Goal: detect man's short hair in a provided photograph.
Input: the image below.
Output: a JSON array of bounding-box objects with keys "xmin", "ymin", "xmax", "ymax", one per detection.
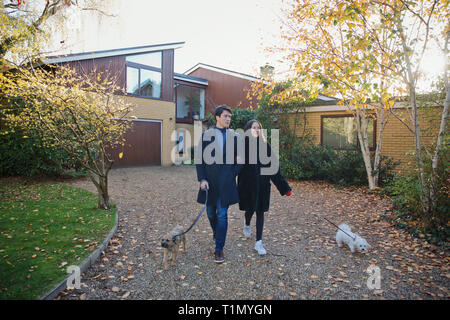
[{"xmin": 214, "ymin": 105, "xmax": 232, "ymax": 118}]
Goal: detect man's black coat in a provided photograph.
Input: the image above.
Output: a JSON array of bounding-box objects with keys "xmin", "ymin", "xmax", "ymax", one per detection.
[{"xmin": 196, "ymin": 127, "xmax": 243, "ymax": 208}]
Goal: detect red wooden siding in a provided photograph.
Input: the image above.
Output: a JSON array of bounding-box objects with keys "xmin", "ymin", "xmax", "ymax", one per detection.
[
  {"xmin": 161, "ymin": 50, "xmax": 175, "ymax": 101},
  {"xmin": 187, "ymin": 67, "xmax": 257, "ymax": 114},
  {"xmin": 64, "ymin": 55, "xmax": 126, "ymax": 92},
  {"xmin": 60, "ymin": 49, "xmax": 175, "ymax": 101}
]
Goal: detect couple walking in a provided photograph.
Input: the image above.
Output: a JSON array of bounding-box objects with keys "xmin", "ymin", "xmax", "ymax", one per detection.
[{"xmin": 196, "ymin": 105, "xmax": 291, "ymax": 264}]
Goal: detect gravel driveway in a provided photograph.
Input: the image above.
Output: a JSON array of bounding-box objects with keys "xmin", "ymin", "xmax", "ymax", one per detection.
[{"xmin": 58, "ymin": 166, "xmax": 449, "ymax": 300}]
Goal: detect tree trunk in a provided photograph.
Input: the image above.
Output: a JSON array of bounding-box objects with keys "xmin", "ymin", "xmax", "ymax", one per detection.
[
  {"xmin": 355, "ymin": 109, "xmax": 376, "ymax": 190},
  {"xmin": 373, "ymin": 106, "xmax": 390, "ymax": 184},
  {"xmin": 97, "ymin": 149, "xmax": 112, "ymax": 210},
  {"xmin": 398, "ymin": 22, "xmax": 429, "ymax": 213},
  {"xmin": 87, "ymin": 170, "xmax": 111, "ymax": 210},
  {"xmin": 429, "ymin": 39, "xmax": 449, "ymax": 209},
  {"xmin": 97, "ymin": 174, "xmax": 110, "ymax": 210}
]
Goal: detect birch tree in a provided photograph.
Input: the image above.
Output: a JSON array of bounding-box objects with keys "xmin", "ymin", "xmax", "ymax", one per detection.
[
  {"xmin": 268, "ymin": 0, "xmax": 399, "ymax": 189},
  {"xmin": 278, "ymin": 0, "xmax": 448, "ymax": 210},
  {"xmin": 371, "ymin": 0, "xmax": 448, "ymax": 214}
]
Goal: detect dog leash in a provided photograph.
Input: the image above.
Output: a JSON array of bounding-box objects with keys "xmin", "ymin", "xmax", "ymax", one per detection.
[
  {"xmin": 322, "ymin": 217, "xmax": 356, "ymax": 241},
  {"xmin": 172, "ymin": 188, "xmax": 208, "ymax": 241}
]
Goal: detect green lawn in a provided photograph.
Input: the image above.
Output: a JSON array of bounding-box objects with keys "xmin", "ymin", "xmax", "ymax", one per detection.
[{"xmin": 0, "ymin": 180, "xmax": 116, "ymax": 299}]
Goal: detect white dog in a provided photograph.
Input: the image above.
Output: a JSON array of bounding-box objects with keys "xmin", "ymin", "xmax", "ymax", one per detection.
[{"xmin": 336, "ymin": 223, "xmax": 370, "ymax": 253}]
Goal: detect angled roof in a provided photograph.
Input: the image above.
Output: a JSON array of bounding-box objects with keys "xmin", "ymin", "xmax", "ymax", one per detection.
[
  {"xmin": 317, "ymin": 93, "xmax": 339, "ymax": 102},
  {"xmin": 43, "ymin": 42, "xmax": 185, "ymax": 64},
  {"xmin": 184, "ymin": 63, "xmax": 260, "ymax": 82},
  {"xmin": 174, "ymin": 72, "xmax": 208, "ymax": 86}
]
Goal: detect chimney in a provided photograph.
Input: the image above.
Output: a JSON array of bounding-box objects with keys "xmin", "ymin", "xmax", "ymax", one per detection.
[{"xmin": 260, "ymin": 64, "xmax": 274, "ymax": 80}]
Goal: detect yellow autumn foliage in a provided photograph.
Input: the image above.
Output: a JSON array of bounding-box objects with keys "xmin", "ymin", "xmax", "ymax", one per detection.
[{"xmin": 1, "ymin": 65, "xmax": 134, "ymax": 208}]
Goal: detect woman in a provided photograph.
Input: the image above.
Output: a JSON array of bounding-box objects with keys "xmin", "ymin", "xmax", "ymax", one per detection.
[{"xmin": 237, "ymin": 119, "xmax": 292, "ymax": 255}]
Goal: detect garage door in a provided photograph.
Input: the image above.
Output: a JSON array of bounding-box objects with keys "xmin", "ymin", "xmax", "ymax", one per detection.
[{"xmin": 108, "ymin": 119, "xmax": 161, "ymax": 168}]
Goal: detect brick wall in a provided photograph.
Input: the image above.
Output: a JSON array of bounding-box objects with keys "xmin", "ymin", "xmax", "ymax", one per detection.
[{"xmin": 287, "ymin": 105, "xmax": 442, "ymax": 173}]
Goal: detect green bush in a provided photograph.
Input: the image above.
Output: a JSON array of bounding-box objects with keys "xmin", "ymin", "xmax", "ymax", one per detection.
[
  {"xmin": 204, "ymin": 108, "xmax": 258, "ymax": 130},
  {"xmin": 280, "ymin": 137, "xmax": 398, "ymax": 187},
  {"xmin": 384, "ymin": 171, "xmax": 449, "ymax": 244},
  {"xmin": 230, "ymin": 108, "xmax": 258, "ymax": 130},
  {"xmin": 1, "ymin": 129, "xmax": 63, "ymax": 177},
  {"xmin": 383, "ymin": 145, "xmax": 449, "ymax": 244},
  {"xmin": 0, "ymin": 97, "xmax": 86, "ymax": 177}
]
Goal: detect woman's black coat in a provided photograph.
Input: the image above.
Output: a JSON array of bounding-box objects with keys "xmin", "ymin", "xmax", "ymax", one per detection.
[{"xmin": 238, "ymin": 136, "xmax": 291, "ymax": 213}]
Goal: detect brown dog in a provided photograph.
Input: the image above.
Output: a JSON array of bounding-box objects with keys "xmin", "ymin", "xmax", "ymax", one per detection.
[{"xmin": 161, "ymin": 225, "xmax": 186, "ymax": 270}]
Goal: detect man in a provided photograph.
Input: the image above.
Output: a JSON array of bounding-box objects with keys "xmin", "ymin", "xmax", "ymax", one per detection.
[{"xmin": 196, "ymin": 105, "xmax": 243, "ymax": 263}]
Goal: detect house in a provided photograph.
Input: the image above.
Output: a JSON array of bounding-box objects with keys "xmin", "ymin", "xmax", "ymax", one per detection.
[
  {"xmin": 173, "ymin": 63, "xmax": 260, "ymax": 160},
  {"xmin": 185, "ymin": 63, "xmax": 259, "ymax": 114},
  {"xmin": 44, "ymin": 42, "xmax": 193, "ymax": 168},
  {"xmin": 44, "ymin": 43, "xmax": 261, "ymax": 168},
  {"xmin": 286, "ymin": 100, "xmax": 442, "ymax": 172}
]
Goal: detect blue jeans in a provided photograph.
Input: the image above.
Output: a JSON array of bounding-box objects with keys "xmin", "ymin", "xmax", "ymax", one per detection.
[{"xmin": 206, "ymin": 197, "xmax": 228, "ymax": 252}]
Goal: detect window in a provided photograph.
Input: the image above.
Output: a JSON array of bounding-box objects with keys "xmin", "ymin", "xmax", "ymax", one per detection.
[
  {"xmin": 175, "ymin": 84, "xmax": 205, "ymax": 123},
  {"xmin": 321, "ymin": 115, "xmax": 375, "ymax": 150},
  {"xmin": 126, "ymin": 67, "xmax": 139, "ymax": 95},
  {"xmin": 126, "ymin": 51, "xmax": 162, "ymax": 68},
  {"xmin": 126, "ymin": 51, "xmax": 162, "ymax": 99}
]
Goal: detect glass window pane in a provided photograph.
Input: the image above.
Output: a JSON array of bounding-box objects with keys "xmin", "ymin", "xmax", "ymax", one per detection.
[
  {"xmin": 191, "ymin": 87, "xmax": 205, "ymax": 120},
  {"xmin": 140, "ymin": 69, "xmax": 161, "ymax": 98},
  {"xmin": 200, "ymin": 89, "xmax": 205, "ymax": 119},
  {"xmin": 126, "ymin": 67, "xmax": 139, "ymax": 95},
  {"xmin": 126, "ymin": 51, "xmax": 162, "ymax": 69},
  {"xmin": 367, "ymin": 119, "xmax": 374, "ymax": 148},
  {"xmin": 176, "ymin": 85, "xmax": 191, "ymax": 120},
  {"xmin": 323, "ymin": 117, "xmax": 357, "ymax": 149},
  {"xmin": 322, "ymin": 116, "xmax": 374, "ymax": 149}
]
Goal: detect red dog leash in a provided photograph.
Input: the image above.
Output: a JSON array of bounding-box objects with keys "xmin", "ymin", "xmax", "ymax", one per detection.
[{"xmin": 322, "ymin": 217, "xmax": 356, "ymax": 241}]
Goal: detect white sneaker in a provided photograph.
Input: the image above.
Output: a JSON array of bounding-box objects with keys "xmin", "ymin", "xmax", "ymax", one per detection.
[
  {"xmin": 243, "ymin": 225, "xmax": 251, "ymax": 238},
  {"xmin": 254, "ymin": 240, "xmax": 267, "ymax": 255}
]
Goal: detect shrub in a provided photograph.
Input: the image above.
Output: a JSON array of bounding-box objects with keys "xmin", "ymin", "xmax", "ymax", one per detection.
[
  {"xmin": 384, "ymin": 171, "xmax": 449, "ymax": 245},
  {"xmin": 280, "ymin": 137, "xmax": 398, "ymax": 187},
  {"xmin": 204, "ymin": 108, "xmax": 258, "ymax": 130},
  {"xmin": 0, "ymin": 97, "xmax": 85, "ymax": 177},
  {"xmin": 383, "ymin": 144, "xmax": 449, "ymax": 245},
  {"xmin": 0, "ymin": 127, "xmax": 82, "ymax": 177}
]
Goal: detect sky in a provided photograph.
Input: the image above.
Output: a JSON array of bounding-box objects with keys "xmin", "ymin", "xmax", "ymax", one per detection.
[
  {"xmin": 54, "ymin": 0, "xmax": 445, "ymax": 90},
  {"xmin": 59, "ymin": 0, "xmax": 287, "ymax": 77}
]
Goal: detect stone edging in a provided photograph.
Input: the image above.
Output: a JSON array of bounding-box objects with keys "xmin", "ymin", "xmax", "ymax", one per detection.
[{"xmin": 40, "ymin": 210, "xmax": 119, "ymax": 300}]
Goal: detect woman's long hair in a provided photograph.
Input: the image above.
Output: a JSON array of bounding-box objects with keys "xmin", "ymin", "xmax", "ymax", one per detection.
[{"xmin": 244, "ymin": 119, "xmax": 267, "ymax": 142}]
